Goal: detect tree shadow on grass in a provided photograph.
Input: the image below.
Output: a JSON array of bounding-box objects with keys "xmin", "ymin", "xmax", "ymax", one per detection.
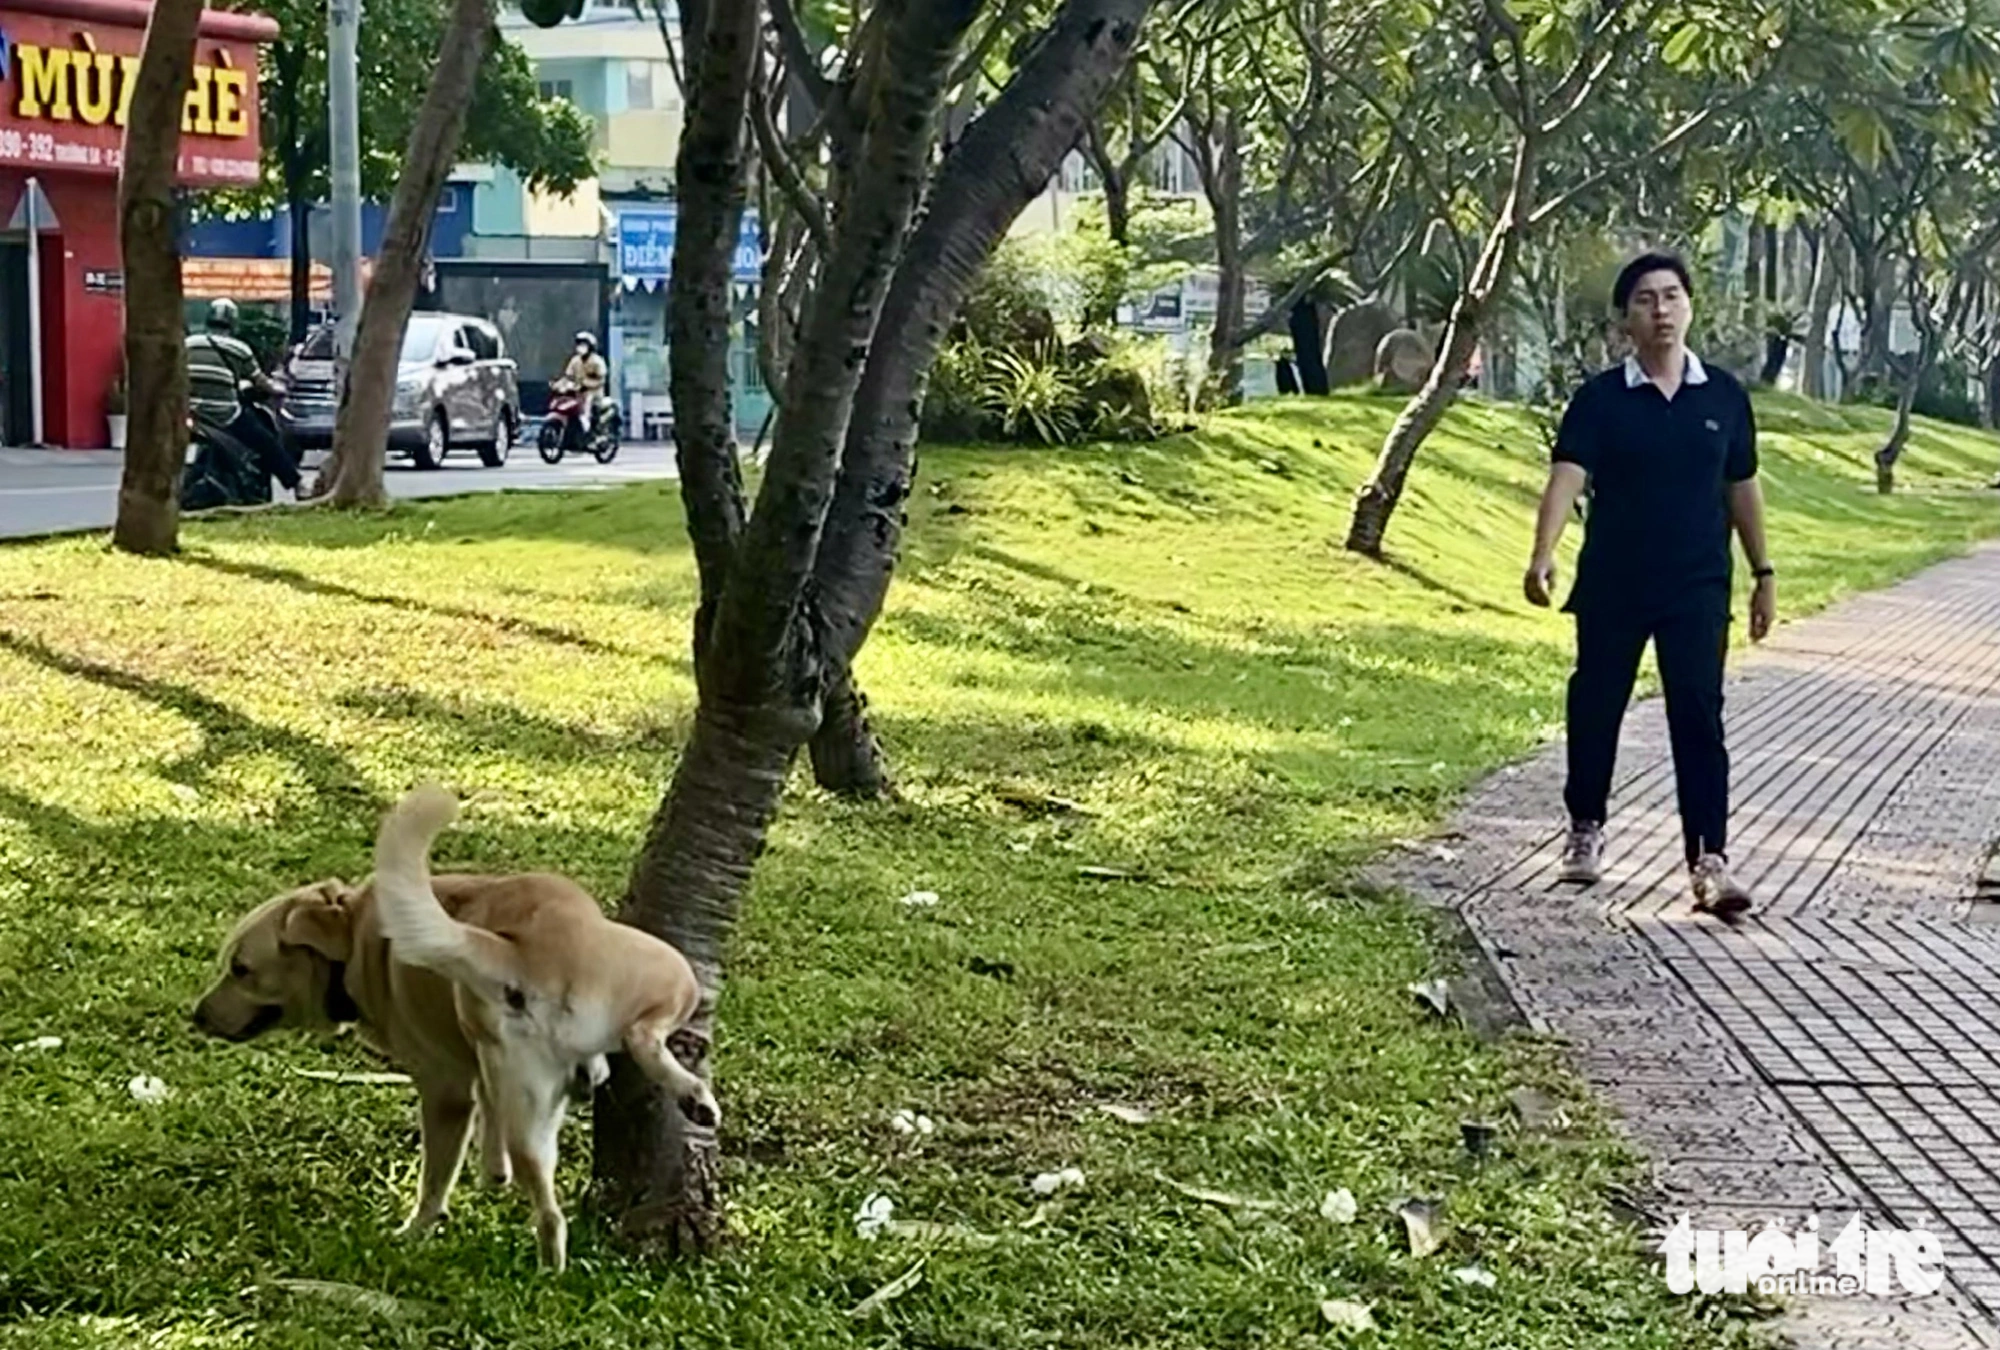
[
  {"xmin": 332, "ymin": 686, "xmax": 685, "ymax": 765},
  {"xmin": 178, "ymin": 553, "xmax": 646, "ymax": 662},
  {"xmin": 0, "ymin": 629, "xmax": 376, "ymax": 810}
]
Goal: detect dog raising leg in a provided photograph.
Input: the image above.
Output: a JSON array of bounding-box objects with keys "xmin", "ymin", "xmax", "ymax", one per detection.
[{"xmin": 624, "ymin": 1019, "xmax": 720, "ymax": 1129}]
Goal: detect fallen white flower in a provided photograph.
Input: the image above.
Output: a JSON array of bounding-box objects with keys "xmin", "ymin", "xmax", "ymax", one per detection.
[
  {"xmin": 127, "ymin": 1075, "xmax": 171, "ymax": 1105},
  {"xmin": 1319, "ymin": 1298, "xmax": 1377, "ymax": 1331},
  {"xmin": 1030, "ymin": 1166, "xmax": 1086, "ymax": 1196},
  {"xmin": 1319, "ymin": 1188, "xmax": 1358, "ymax": 1224},
  {"xmin": 854, "ymin": 1193, "xmax": 895, "ymax": 1240},
  {"xmin": 11, "ymin": 1036, "xmax": 62, "ymax": 1052},
  {"xmin": 889, "ymin": 1109, "xmax": 935, "ymax": 1136},
  {"xmin": 897, "ymin": 890, "xmax": 941, "ymax": 909}
]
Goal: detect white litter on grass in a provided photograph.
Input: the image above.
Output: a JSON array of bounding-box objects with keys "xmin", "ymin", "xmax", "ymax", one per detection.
[
  {"xmin": 1030, "ymin": 1167, "xmax": 1086, "ymax": 1196},
  {"xmin": 889, "ymin": 1109, "xmax": 936, "ymax": 1136},
  {"xmin": 1319, "ymin": 1188, "xmax": 1358, "ymax": 1224},
  {"xmin": 1319, "ymin": 1298, "xmax": 1377, "ymax": 1331},
  {"xmin": 1453, "ymin": 1265, "xmax": 1497, "ymax": 1288},
  {"xmin": 854, "ymin": 1193, "xmax": 895, "ymax": 1240},
  {"xmin": 1097, "ymin": 1103, "xmax": 1153, "ymax": 1125},
  {"xmin": 127, "ymin": 1075, "xmax": 171, "ymax": 1105},
  {"xmin": 11, "ymin": 1036, "xmax": 62, "ymax": 1052},
  {"xmin": 897, "ymin": 890, "xmax": 941, "ymax": 909}
]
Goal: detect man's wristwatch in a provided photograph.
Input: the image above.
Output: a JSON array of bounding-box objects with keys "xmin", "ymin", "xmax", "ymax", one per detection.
[{"xmin": 1752, "ymin": 565, "xmax": 1776, "ymax": 582}]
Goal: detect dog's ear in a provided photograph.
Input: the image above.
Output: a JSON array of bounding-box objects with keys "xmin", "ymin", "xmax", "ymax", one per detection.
[{"xmin": 280, "ymin": 890, "xmax": 354, "ymax": 962}]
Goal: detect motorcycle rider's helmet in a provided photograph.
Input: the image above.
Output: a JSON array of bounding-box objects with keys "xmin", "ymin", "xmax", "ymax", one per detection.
[
  {"xmin": 206, "ymin": 298, "xmax": 240, "ymax": 333},
  {"xmin": 574, "ymin": 330, "xmax": 597, "ymax": 352}
]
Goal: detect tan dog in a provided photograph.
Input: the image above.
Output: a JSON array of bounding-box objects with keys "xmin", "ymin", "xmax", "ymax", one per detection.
[
  {"xmin": 194, "ymin": 786, "xmax": 713, "ymax": 1271},
  {"xmin": 368, "ymin": 782, "xmax": 716, "ymax": 1269}
]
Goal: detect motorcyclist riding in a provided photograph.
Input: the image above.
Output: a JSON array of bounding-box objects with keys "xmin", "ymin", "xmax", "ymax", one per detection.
[
  {"xmin": 560, "ymin": 330, "xmax": 608, "ymax": 435},
  {"xmin": 181, "ymin": 298, "xmax": 306, "ymax": 510}
]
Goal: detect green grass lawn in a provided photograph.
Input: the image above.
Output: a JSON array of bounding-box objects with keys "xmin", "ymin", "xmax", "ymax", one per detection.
[{"xmin": 0, "ymin": 391, "xmax": 1995, "ymax": 1349}]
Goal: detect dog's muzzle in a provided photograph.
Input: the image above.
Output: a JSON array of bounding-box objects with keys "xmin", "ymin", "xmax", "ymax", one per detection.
[{"xmin": 193, "ymin": 1000, "xmax": 283, "ymax": 1042}]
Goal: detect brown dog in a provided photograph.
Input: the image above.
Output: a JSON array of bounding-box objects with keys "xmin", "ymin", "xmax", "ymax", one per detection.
[{"xmin": 194, "ymin": 786, "xmax": 712, "ymax": 1271}]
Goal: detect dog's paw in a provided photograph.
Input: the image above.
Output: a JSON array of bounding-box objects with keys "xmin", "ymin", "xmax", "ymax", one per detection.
[
  {"xmin": 395, "ymin": 1209, "xmax": 447, "ymax": 1240},
  {"xmin": 678, "ymin": 1087, "xmax": 721, "ymax": 1131}
]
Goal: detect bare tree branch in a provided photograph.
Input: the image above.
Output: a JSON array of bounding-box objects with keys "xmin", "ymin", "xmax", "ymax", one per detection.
[
  {"xmin": 643, "ymin": 0, "xmax": 686, "ymax": 102},
  {"xmin": 1527, "ymin": 102, "xmax": 1724, "ymax": 226},
  {"xmin": 767, "ymin": 0, "xmax": 832, "ymax": 112},
  {"xmin": 750, "ymin": 46, "xmax": 834, "ymax": 255}
]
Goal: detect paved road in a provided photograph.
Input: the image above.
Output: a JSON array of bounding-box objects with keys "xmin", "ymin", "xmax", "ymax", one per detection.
[
  {"xmin": 1385, "ymin": 545, "xmax": 2000, "ymax": 1349},
  {"xmin": 0, "ymin": 442, "xmax": 678, "ymax": 540}
]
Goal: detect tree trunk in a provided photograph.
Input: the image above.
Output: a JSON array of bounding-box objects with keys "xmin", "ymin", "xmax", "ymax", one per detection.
[
  {"xmin": 319, "ymin": 0, "xmax": 494, "ymax": 507},
  {"xmin": 1876, "ymin": 331, "xmax": 1932, "ymax": 494},
  {"xmin": 112, "ymin": 0, "xmax": 204, "ymax": 555},
  {"xmin": 604, "ymin": 0, "xmax": 984, "ymax": 1253},
  {"xmin": 1801, "ymin": 224, "xmax": 1842, "ymax": 400},
  {"xmin": 1082, "ymin": 125, "xmax": 1131, "ymax": 246},
  {"xmin": 273, "ymin": 42, "xmax": 311, "ymax": 346},
  {"xmin": 1875, "ymin": 362, "xmax": 1922, "ymax": 494},
  {"xmin": 807, "ymin": 0, "xmax": 1151, "ymax": 798},
  {"xmin": 598, "ymin": 700, "xmax": 802, "ymax": 1252},
  {"xmin": 1346, "ymin": 141, "xmax": 1534, "ymax": 556},
  {"xmin": 1288, "ymin": 298, "xmax": 1329, "ymax": 395},
  {"xmin": 1203, "ymin": 111, "xmax": 1245, "ymax": 408},
  {"xmin": 809, "ymin": 672, "xmax": 892, "ymax": 798},
  {"xmin": 288, "ymin": 189, "xmax": 313, "ymax": 346},
  {"xmin": 1345, "ymin": 306, "xmax": 1486, "ymax": 555},
  {"xmin": 1857, "ymin": 252, "xmax": 1894, "ymax": 387},
  {"xmin": 1760, "ymin": 335, "xmax": 1790, "ymax": 388},
  {"xmin": 591, "ymin": 0, "xmax": 758, "ymax": 1253}
]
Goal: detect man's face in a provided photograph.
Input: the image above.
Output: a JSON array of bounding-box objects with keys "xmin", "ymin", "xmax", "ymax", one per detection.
[{"xmin": 1623, "ymin": 269, "xmax": 1692, "ymax": 349}]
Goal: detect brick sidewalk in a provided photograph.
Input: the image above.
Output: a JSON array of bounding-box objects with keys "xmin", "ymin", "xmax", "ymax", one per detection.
[{"xmin": 1386, "ymin": 544, "xmax": 2000, "ymax": 1349}]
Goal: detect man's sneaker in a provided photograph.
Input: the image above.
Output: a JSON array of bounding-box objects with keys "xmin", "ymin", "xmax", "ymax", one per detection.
[
  {"xmin": 1558, "ymin": 821, "xmax": 1605, "ymax": 885},
  {"xmin": 1691, "ymin": 854, "xmax": 1753, "ymax": 920}
]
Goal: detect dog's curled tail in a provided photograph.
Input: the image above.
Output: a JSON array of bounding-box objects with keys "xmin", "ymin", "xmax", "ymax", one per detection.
[{"xmin": 373, "ymin": 784, "xmax": 512, "ymax": 991}]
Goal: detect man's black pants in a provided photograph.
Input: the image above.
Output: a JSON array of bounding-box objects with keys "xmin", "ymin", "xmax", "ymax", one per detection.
[{"xmin": 1563, "ymin": 604, "xmax": 1730, "ymax": 867}]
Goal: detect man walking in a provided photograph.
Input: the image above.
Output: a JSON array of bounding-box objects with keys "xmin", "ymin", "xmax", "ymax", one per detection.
[{"xmin": 1524, "ymin": 252, "xmax": 1776, "ymax": 918}]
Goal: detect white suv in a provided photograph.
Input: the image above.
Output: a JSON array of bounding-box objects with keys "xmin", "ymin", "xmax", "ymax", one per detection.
[{"xmin": 282, "ymin": 313, "xmax": 521, "ymax": 470}]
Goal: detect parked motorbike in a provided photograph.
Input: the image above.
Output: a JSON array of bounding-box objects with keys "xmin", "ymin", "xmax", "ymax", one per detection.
[
  {"xmin": 538, "ymin": 378, "xmax": 622, "ymax": 465},
  {"xmin": 180, "ymin": 378, "xmax": 306, "ymax": 511}
]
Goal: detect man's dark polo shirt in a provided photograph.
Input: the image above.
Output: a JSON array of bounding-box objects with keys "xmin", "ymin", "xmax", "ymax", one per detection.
[{"xmin": 1553, "ymin": 352, "xmax": 1758, "ymax": 617}]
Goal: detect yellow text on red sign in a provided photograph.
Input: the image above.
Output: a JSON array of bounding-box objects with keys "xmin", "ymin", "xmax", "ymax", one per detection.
[{"xmin": 13, "ymin": 38, "xmax": 250, "ymax": 137}]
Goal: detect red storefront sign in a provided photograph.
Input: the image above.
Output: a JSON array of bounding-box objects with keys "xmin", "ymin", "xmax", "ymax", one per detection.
[{"xmin": 0, "ymin": 0, "xmax": 267, "ymax": 186}]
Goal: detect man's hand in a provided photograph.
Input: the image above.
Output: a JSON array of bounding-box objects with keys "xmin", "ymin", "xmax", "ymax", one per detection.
[
  {"xmin": 1524, "ymin": 555, "xmax": 1557, "ymax": 608},
  {"xmin": 1749, "ymin": 575, "xmax": 1776, "ymax": 643}
]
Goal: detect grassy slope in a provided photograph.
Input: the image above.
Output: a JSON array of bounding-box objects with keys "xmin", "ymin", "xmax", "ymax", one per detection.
[{"xmin": 0, "ymin": 392, "xmax": 1994, "ymax": 1349}]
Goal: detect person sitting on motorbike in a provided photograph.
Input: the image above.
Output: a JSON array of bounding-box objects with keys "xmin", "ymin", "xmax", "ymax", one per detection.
[
  {"xmin": 181, "ymin": 298, "xmax": 305, "ymax": 507},
  {"xmin": 560, "ymin": 330, "xmax": 609, "ymax": 435}
]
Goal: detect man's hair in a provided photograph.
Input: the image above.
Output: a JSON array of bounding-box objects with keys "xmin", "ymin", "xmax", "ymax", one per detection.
[{"xmin": 1612, "ymin": 252, "xmax": 1693, "ymax": 312}]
